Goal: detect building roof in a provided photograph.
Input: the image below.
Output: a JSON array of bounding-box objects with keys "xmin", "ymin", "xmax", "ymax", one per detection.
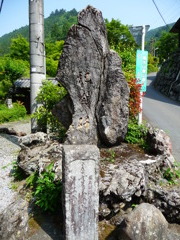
[
  {"xmin": 170, "ymin": 18, "xmax": 180, "ymax": 33},
  {"xmin": 15, "ymin": 79, "xmax": 30, "ymax": 88},
  {"xmin": 14, "ymin": 78, "xmax": 58, "ymax": 89}
]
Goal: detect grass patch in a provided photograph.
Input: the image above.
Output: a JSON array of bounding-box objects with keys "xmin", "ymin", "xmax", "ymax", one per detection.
[{"xmin": 0, "ymin": 102, "xmax": 27, "ymax": 124}]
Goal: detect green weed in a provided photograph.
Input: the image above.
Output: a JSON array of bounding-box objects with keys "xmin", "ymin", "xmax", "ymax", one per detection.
[
  {"xmin": 26, "ymin": 163, "xmax": 62, "ymax": 212},
  {"xmin": 11, "ymin": 160, "xmax": 26, "ymax": 181},
  {"xmin": 105, "ymin": 149, "xmax": 116, "ymax": 163},
  {"xmin": 125, "ymin": 119, "xmax": 148, "ymax": 149},
  {"xmin": 163, "ymin": 162, "xmax": 180, "ymax": 185}
]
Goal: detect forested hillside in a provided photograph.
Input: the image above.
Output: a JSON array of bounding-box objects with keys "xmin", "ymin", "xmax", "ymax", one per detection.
[
  {"xmin": 0, "ymin": 7, "xmax": 175, "ymax": 56},
  {"xmin": 0, "ymin": 7, "xmax": 178, "ymax": 102},
  {"xmin": 146, "ymin": 23, "xmax": 174, "ymax": 42},
  {"xmin": 0, "ymin": 8, "xmax": 78, "ymax": 56},
  {"xmin": 145, "ymin": 22, "xmax": 174, "ymax": 52}
]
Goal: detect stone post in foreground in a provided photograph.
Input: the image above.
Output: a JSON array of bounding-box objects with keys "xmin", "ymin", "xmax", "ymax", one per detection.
[{"xmin": 62, "ymin": 145, "xmax": 99, "ymax": 240}]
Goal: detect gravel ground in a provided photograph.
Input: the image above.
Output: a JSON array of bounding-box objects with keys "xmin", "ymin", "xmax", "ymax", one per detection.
[{"xmin": 0, "ymin": 119, "xmax": 31, "ymax": 213}]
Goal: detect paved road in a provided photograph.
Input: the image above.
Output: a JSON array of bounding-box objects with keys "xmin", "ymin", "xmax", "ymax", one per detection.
[{"xmin": 143, "ymin": 73, "xmax": 180, "ymax": 162}]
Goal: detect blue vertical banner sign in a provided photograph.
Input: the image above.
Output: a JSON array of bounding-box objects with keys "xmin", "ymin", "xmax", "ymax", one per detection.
[{"xmin": 136, "ymin": 50, "xmax": 148, "ymax": 92}]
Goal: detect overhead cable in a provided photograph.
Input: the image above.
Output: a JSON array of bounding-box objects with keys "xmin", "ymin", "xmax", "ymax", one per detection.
[
  {"xmin": 0, "ymin": 0, "xmax": 4, "ymax": 13},
  {"xmin": 152, "ymin": 0, "xmax": 170, "ymax": 30}
]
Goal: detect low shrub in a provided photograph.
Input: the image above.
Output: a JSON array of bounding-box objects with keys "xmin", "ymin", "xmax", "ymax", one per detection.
[
  {"xmin": 125, "ymin": 119, "xmax": 148, "ymax": 149},
  {"xmin": 26, "ymin": 163, "xmax": 62, "ymax": 212},
  {"xmin": 0, "ymin": 102, "xmax": 27, "ymax": 123},
  {"xmin": 12, "ymin": 161, "xmax": 61, "ymax": 212},
  {"xmin": 128, "ymin": 78, "xmax": 142, "ymax": 118},
  {"xmin": 32, "ymin": 80, "xmax": 67, "ymax": 136}
]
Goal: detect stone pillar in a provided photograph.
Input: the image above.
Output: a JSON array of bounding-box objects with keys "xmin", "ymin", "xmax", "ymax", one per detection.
[{"xmin": 62, "ymin": 145, "xmax": 99, "ymax": 240}]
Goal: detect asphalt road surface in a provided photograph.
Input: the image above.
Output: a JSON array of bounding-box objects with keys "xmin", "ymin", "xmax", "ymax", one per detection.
[{"xmin": 143, "ymin": 73, "xmax": 180, "ymax": 162}]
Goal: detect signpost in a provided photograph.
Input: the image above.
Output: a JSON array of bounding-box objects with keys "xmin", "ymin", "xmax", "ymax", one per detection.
[
  {"xmin": 136, "ymin": 50, "xmax": 148, "ymax": 93},
  {"xmin": 130, "ymin": 25, "xmax": 149, "ymax": 125}
]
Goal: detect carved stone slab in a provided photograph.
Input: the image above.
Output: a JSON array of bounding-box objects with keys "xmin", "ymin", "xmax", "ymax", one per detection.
[{"xmin": 62, "ymin": 145, "xmax": 99, "ymax": 240}]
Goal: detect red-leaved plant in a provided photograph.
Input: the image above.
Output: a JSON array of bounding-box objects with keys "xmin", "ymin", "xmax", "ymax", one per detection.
[{"xmin": 128, "ymin": 78, "xmax": 142, "ymax": 118}]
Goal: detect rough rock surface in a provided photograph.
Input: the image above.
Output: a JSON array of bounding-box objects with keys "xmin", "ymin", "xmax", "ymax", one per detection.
[
  {"xmin": 99, "ymin": 140, "xmax": 180, "ymax": 224},
  {"xmin": 154, "ymin": 50, "xmax": 180, "ymax": 102},
  {"xmin": 100, "ymin": 160, "xmax": 146, "ymax": 202},
  {"xmin": 147, "ymin": 125, "xmax": 174, "ymax": 158},
  {"xmin": 146, "ymin": 185, "xmax": 180, "ymax": 224},
  {"xmin": 54, "ymin": 5, "xmax": 129, "ymax": 146},
  {"xmin": 17, "ymin": 132, "xmax": 180, "ymax": 225},
  {"xmin": 1, "ymin": 120, "xmax": 180, "ymax": 239},
  {"xmin": 116, "ymin": 203, "xmax": 169, "ymax": 240},
  {"xmin": 18, "ymin": 133, "xmax": 62, "ymax": 178},
  {"xmin": 0, "ymin": 197, "xmax": 29, "ymax": 240}
]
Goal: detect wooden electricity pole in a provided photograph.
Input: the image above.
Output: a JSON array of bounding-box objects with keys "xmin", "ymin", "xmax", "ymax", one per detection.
[{"xmin": 29, "ymin": 0, "xmax": 46, "ymax": 132}]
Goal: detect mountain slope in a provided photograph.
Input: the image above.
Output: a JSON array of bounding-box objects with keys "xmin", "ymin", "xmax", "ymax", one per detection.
[
  {"xmin": 0, "ymin": 8, "xmax": 78, "ymax": 56},
  {"xmin": 0, "ymin": 8, "xmax": 175, "ymax": 56},
  {"xmin": 146, "ymin": 22, "xmax": 174, "ymax": 42}
]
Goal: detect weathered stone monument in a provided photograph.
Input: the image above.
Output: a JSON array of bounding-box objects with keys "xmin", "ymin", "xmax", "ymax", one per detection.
[
  {"xmin": 54, "ymin": 5, "xmax": 129, "ymax": 147},
  {"xmin": 54, "ymin": 5, "xmax": 130, "ymax": 240}
]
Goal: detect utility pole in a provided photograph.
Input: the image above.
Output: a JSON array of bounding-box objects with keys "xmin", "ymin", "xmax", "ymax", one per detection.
[{"xmin": 29, "ymin": 0, "xmax": 46, "ymax": 133}]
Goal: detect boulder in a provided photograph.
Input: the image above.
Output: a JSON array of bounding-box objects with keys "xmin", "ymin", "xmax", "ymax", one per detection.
[
  {"xmin": 0, "ymin": 127, "xmax": 26, "ymax": 136},
  {"xmin": 18, "ymin": 134, "xmax": 62, "ymax": 178},
  {"xmin": 117, "ymin": 203, "xmax": 168, "ymax": 240},
  {"xmin": 0, "ymin": 198, "xmax": 29, "ymax": 240},
  {"xmin": 55, "ymin": 5, "xmax": 129, "ymax": 146},
  {"xmin": 100, "ymin": 160, "xmax": 146, "ymax": 202},
  {"xmin": 19, "ymin": 132, "xmax": 48, "ymax": 148},
  {"xmin": 146, "ymin": 185, "xmax": 180, "ymax": 224},
  {"xmin": 99, "ymin": 153, "xmax": 180, "ymax": 223},
  {"xmin": 147, "ymin": 126, "xmax": 174, "ymax": 157}
]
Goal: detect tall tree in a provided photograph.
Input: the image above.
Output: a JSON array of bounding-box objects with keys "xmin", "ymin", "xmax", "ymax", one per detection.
[
  {"xmin": 105, "ymin": 19, "xmax": 136, "ymax": 51},
  {"xmin": 155, "ymin": 32, "xmax": 178, "ymax": 63},
  {"xmin": 105, "ymin": 19, "xmax": 137, "ymax": 80},
  {"xmin": 10, "ymin": 35, "xmax": 29, "ymax": 61}
]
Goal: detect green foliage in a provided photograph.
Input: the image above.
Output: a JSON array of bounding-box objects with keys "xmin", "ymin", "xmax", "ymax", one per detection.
[
  {"xmin": 125, "ymin": 119, "xmax": 148, "ymax": 148},
  {"xmin": 0, "ymin": 9, "xmax": 77, "ymax": 56},
  {"xmin": 0, "ymin": 102, "xmax": 27, "ymax": 123},
  {"xmin": 11, "ymin": 160, "xmax": 26, "ymax": 181},
  {"xmin": 26, "ymin": 163, "xmax": 62, "ymax": 212},
  {"xmin": 0, "ymin": 56, "xmax": 29, "ymax": 100},
  {"xmin": 12, "ymin": 161, "xmax": 61, "ymax": 212},
  {"xmin": 46, "ymin": 58, "xmax": 58, "ymax": 77},
  {"xmin": 105, "ymin": 19, "xmax": 137, "ymax": 80},
  {"xmin": 105, "ymin": 149, "xmax": 116, "ymax": 163},
  {"xmin": 145, "ymin": 23, "xmax": 174, "ymax": 44},
  {"xmin": 45, "ymin": 40, "xmax": 64, "ymax": 76},
  {"xmin": 105, "ymin": 19, "xmax": 136, "ymax": 50},
  {"xmin": 10, "ymin": 35, "xmax": 30, "ymax": 61},
  {"xmin": 155, "ymin": 32, "xmax": 178, "ymax": 64},
  {"xmin": 26, "ymin": 172, "xmax": 38, "ymax": 188},
  {"xmin": 46, "ymin": 9, "xmax": 78, "ymax": 42},
  {"xmin": 33, "ymin": 80, "xmax": 67, "ymax": 134},
  {"xmin": 148, "ymin": 53, "xmax": 159, "ymax": 73},
  {"xmin": 163, "ymin": 162, "xmax": 180, "ymax": 185}
]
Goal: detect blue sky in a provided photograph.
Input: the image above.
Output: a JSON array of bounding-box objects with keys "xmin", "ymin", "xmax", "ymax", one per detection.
[{"xmin": 0, "ymin": 0, "xmax": 179, "ymax": 37}]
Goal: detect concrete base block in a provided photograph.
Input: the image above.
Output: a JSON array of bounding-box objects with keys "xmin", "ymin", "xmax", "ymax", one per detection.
[{"xmin": 62, "ymin": 145, "xmax": 99, "ymax": 240}]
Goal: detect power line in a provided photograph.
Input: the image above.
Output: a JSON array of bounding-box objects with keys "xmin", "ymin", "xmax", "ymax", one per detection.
[
  {"xmin": 152, "ymin": 0, "xmax": 170, "ymax": 30},
  {"xmin": 0, "ymin": 0, "xmax": 4, "ymax": 13}
]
